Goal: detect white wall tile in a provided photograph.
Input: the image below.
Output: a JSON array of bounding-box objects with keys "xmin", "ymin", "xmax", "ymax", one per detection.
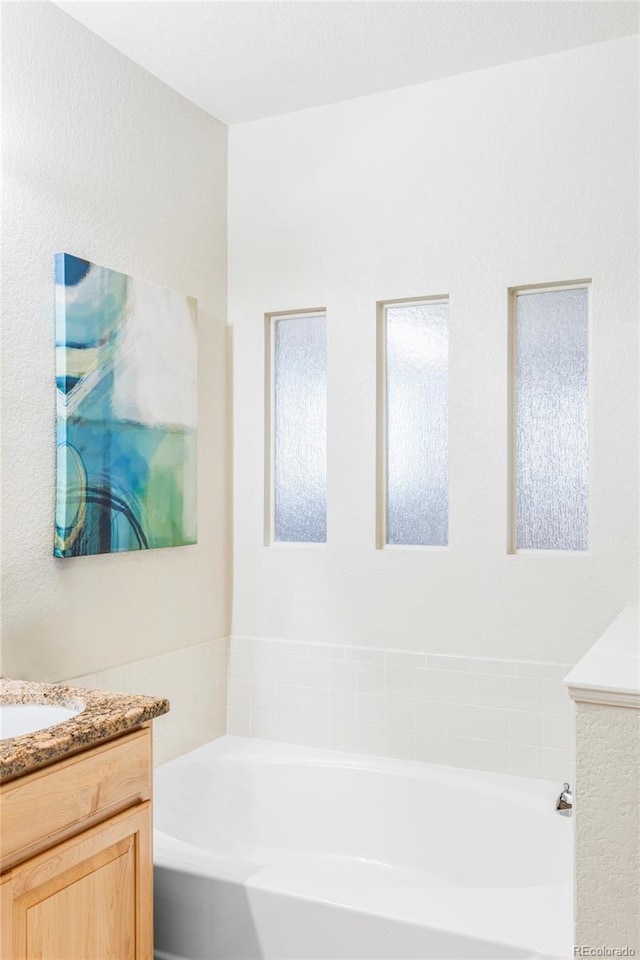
[
  {"xmin": 330, "ymin": 720, "xmax": 360, "ymax": 752},
  {"xmin": 415, "ymin": 699, "xmax": 445, "ymax": 734},
  {"xmin": 414, "ymin": 669, "xmax": 446, "ymax": 700},
  {"xmin": 304, "ymin": 716, "xmax": 332, "ymax": 748},
  {"xmin": 470, "ymin": 658, "xmax": 518, "ymax": 676},
  {"xmin": 277, "ymin": 712, "xmax": 307, "ymax": 744},
  {"xmin": 356, "ymin": 723, "xmax": 387, "ymax": 755},
  {"xmin": 542, "ymin": 746, "xmax": 572, "ymax": 782},
  {"xmin": 329, "ymin": 689, "xmax": 358, "ymax": 722},
  {"xmin": 228, "ymin": 677, "xmax": 252, "ymax": 709},
  {"xmin": 252, "ymin": 710, "xmax": 279, "ymax": 740},
  {"xmin": 476, "ymin": 674, "xmax": 510, "ymax": 708},
  {"xmin": 385, "ymin": 728, "xmax": 415, "ymax": 760},
  {"xmin": 228, "ymin": 707, "xmax": 251, "ymax": 736},
  {"xmin": 212, "ymin": 681, "xmax": 227, "ymax": 734},
  {"xmin": 446, "ymin": 736, "xmax": 477, "ymax": 769},
  {"xmin": 509, "ymin": 677, "xmax": 542, "ymax": 712},
  {"xmin": 385, "ymin": 665, "xmax": 415, "ymax": 697},
  {"xmin": 516, "ymin": 662, "xmax": 549, "ymax": 678},
  {"xmin": 269, "ymin": 639, "xmax": 308, "ymax": 657},
  {"xmin": 277, "ymin": 684, "xmax": 305, "ymax": 715},
  {"xmin": 253, "ymin": 681, "xmax": 280, "ymax": 712},
  {"xmin": 279, "ymin": 656, "xmax": 306, "ymax": 686},
  {"xmin": 308, "ymin": 643, "xmax": 345, "ymax": 659},
  {"xmin": 509, "ymin": 709, "xmax": 543, "ymax": 746},
  {"xmin": 542, "ymin": 679, "xmax": 572, "ymax": 713},
  {"xmin": 445, "ymin": 672, "xmax": 477, "ymax": 704},
  {"xmin": 543, "ymin": 712, "xmax": 573, "ymax": 748},
  {"xmin": 303, "ymin": 658, "xmax": 329, "ymax": 687},
  {"xmin": 546, "ymin": 664, "xmax": 569, "ymax": 680},
  {"xmin": 385, "ymin": 651, "xmax": 427, "ymax": 668},
  {"xmin": 329, "ymin": 659, "xmax": 358, "ymax": 691},
  {"xmin": 509, "ymin": 744, "xmax": 544, "ymax": 778},
  {"xmin": 254, "ymin": 652, "xmax": 281, "ymax": 684},
  {"xmin": 358, "ymin": 693, "xmax": 385, "ymax": 726},
  {"xmin": 415, "ymin": 731, "xmax": 446, "ymax": 764},
  {"xmin": 356, "ymin": 662, "xmax": 386, "ymax": 694},
  {"xmin": 477, "ymin": 706, "xmax": 509, "ymax": 741},
  {"xmin": 384, "ymin": 695, "xmax": 415, "ymax": 730},
  {"xmin": 427, "ymin": 655, "xmax": 470, "ymax": 672},
  {"xmin": 229, "ymin": 649, "xmax": 254, "ymax": 680},
  {"xmin": 345, "ymin": 648, "xmax": 386, "ymax": 664},
  {"xmin": 233, "ymin": 637, "xmax": 257, "ymax": 652},
  {"xmin": 228, "ymin": 637, "xmax": 575, "ymax": 782},
  {"xmin": 445, "ymin": 703, "xmax": 476, "ymax": 738},
  {"xmin": 303, "ymin": 687, "xmax": 329, "ymax": 718}
]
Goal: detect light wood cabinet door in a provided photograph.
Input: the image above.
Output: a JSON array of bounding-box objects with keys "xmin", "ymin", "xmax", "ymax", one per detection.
[{"xmin": 1, "ymin": 803, "xmax": 152, "ymax": 960}]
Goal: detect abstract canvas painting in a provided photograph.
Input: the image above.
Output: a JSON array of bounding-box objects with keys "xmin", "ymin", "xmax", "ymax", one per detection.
[{"xmin": 54, "ymin": 254, "xmax": 197, "ymax": 557}]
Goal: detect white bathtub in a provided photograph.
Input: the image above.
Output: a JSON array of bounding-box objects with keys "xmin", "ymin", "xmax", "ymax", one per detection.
[{"xmin": 153, "ymin": 736, "xmax": 572, "ymax": 960}]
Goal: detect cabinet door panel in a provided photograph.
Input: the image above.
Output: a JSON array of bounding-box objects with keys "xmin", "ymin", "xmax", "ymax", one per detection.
[
  {"xmin": 4, "ymin": 803, "xmax": 151, "ymax": 960},
  {"xmin": 26, "ymin": 845, "xmax": 135, "ymax": 960}
]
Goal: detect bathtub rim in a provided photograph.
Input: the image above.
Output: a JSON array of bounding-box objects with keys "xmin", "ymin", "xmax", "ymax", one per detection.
[{"xmin": 154, "ymin": 733, "xmax": 567, "ymax": 809}]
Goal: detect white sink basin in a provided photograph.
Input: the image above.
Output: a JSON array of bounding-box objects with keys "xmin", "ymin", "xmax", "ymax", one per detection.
[{"xmin": 0, "ymin": 703, "xmax": 83, "ymax": 741}]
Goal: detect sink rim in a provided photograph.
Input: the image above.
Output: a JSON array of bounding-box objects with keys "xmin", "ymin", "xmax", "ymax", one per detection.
[{"xmin": 0, "ymin": 701, "xmax": 87, "ymax": 742}]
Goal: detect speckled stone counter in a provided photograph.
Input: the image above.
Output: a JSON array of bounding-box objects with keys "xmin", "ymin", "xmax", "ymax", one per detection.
[{"xmin": 0, "ymin": 678, "xmax": 169, "ymax": 782}]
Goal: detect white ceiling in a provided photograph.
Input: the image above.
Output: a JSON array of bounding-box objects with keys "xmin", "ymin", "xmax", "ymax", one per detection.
[{"xmin": 54, "ymin": 1, "xmax": 639, "ymax": 125}]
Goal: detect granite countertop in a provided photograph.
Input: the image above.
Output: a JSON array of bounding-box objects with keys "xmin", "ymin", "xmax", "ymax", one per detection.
[{"xmin": 0, "ymin": 678, "xmax": 170, "ymax": 782}]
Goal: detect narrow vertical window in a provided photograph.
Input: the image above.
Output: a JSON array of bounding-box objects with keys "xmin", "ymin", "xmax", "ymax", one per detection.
[
  {"xmin": 510, "ymin": 283, "xmax": 589, "ymax": 551},
  {"xmin": 379, "ymin": 298, "xmax": 449, "ymax": 547},
  {"xmin": 267, "ymin": 311, "xmax": 327, "ymax": 543}
]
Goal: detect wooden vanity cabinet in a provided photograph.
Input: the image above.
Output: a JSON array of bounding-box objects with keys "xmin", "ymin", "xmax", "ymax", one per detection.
[{"xmin": 0, "ymin": 726, "xmax": 153, "ymax": 960}]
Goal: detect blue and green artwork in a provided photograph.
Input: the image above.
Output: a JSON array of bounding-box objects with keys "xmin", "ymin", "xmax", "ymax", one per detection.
[{"xmin": 54, "ymin": 254, "xmax": 197, "ymax": 557}]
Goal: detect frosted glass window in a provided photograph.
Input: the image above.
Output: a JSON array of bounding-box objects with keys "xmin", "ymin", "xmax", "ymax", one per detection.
[
  {"xmin": 273, "ymin": 313, "xmax": 327, "ymax": 543},
  {"xmin": 513, "ymin": 286, "xmax": 589, "ymax": 551},
  {"xmin": 385, "ymin": 301, "xmax": 449, "ymax": 546}
]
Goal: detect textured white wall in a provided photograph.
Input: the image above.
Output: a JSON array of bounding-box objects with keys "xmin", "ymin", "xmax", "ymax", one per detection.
[
  {"xmin": 1, "ymin": 2, "xmax": 229, "ymax": 681},
  {"xmin": 575, "ymin": 702, "xmax": 640, "ymax": 950},
  {"xmin": 229, "ymin": 37, "xmax": 639, "ymax": 666}
]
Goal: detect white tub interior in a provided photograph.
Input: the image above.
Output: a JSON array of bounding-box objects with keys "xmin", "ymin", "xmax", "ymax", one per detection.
[{"xmin": 154, "ymin": 736, "xmax": 572, "ymax": 959}]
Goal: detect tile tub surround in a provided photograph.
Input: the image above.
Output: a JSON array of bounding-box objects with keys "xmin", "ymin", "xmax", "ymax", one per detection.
[
  {"xmin": 228, "ymin": 637, "xmax": 575, "ymax": 780},
  {"xmin": 0, "ymin": 677, "xmax": 169, "ymax": 781},
  {"xmin": 66, "ymin": 637, "xmax": 227, "ymax": 766}
]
